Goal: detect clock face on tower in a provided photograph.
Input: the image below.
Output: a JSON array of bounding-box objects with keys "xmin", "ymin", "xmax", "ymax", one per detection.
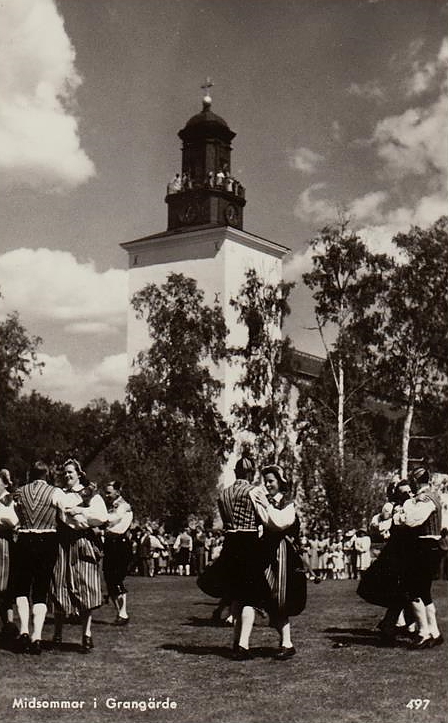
[
  {"xmin": 225, "ymin": 203, "xmax": 238, "ymax": 226},
  {"xmin": 178, "ymin": 204, "xmax": 198, "ymax": 224}
]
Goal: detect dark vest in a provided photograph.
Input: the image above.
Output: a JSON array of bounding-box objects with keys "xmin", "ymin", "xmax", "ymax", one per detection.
[
  {"xmin": 16, "ymin": 480, "xmax": 57, "ymax": 530},
  {"xmin": 414, "ymin": 488, "xmax": 442, "ymax": 537},
  {"xmin": 219, "ymin": 480, "xmax": 257, "ymax": 530}
]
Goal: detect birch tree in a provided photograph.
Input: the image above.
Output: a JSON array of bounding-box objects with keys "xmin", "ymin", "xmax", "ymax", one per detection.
[
  {"xmin": 302, "ymin": 218, "xmax": 390, "ymax": 478},
  {"xmin": 376, "ymin": 217, "xmax": 448, "ymax": 478}
]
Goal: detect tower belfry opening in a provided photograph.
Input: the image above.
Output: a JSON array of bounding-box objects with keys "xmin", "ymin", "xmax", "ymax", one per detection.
[{"xmin": 165, "ymin": 83, "xmax": 246, "ymax": 231}]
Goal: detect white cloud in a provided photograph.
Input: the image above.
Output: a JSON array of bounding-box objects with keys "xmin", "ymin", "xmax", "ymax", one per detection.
[
  {"xmin": 377, "ymin": 38, "xmax": 448, "ymax": 180},
  {"xmin": 406, "ymin": 37, "xmax": 448, "ymax": 96},
  {"xmin": 294, "ymin": 183, "xmax": 337, "ymax": 224},
  {"xmin": 0, "ymin": 0, "xmax": 95, "ymax": 190},
  {"xmin": 359, "ymin": 191, "xmax": 448, "ymax": 257},
  {"xmin": 374, "ymin": 97, "xmax": 448, "ymax": 178},
  {"xmin": 369, "ymin": 38, "xmax": 448, "ymax": 244},
  {"xmin": 288, "ymin": 147, "xmax": 324, "ymax": 174},
  {"xmin": 349, "ymin": 191, "xmax": 388, "ymax": 224},
  {"xmin": 283, "ymin": 244, "xmax": 314, "ymax": 282},
  {"xmin": 347, "ymin": 80, "xmax": 386, "ymax": 102},
  {"xmin": 0, "ymin": 248, "xmax": 127, "ymax": 334},
  {"xmin": 24, "ymin": 352, "xmax": 128, "ymax": 408}
]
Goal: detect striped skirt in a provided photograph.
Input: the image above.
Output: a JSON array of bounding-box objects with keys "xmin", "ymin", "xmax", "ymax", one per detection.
[
  {"xmin": 0, "ymin": 534, "xmax": 12, "ymax": 592},
  {"xmin": 50, "ymin": 527, "xmax": 103, "ymax": 615},
  {"xmin": 264, "ymin": 536, "xmax": 307, "ymax": 623}
]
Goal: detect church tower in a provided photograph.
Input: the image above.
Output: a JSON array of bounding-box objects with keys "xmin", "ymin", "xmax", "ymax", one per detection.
[{"xmin": 121, "ymin": 85, "xmax": 289, "ymax": 485}]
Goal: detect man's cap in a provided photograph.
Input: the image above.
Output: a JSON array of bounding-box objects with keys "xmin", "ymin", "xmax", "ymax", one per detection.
[
  {"xmin": 411, "ymin": 467, "xmax": 429, "ymax": 485},
  {"xmin": 234, "ymin": 456, "xmax": 254, "ymax": 476}
]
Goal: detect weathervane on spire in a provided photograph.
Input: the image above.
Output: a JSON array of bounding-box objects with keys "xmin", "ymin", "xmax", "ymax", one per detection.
[{"xmin": 201, "ymin": 77, "xmax": 214, "ymax": 108}]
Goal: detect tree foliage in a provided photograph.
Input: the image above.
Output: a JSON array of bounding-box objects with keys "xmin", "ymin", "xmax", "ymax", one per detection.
[
  {"xmin": 107, "ymin": 273, "xmax": 232, "ymax": 529},
  {"xmin": 374, "ymin": 216, "xmax": 448, "ymax": 476},
  {"xmin": 229, "ymin": 269, "xmax": 299, "ymax": 475},
  {"xmin": 0, "ymin": 308, "xmax": 43, "ymax": 404},
  {"xmin": 303, "ymin": 218, "xmax": 391, "ymax": 473}
]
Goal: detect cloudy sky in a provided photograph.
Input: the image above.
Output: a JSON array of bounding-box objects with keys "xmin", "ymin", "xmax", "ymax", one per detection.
[{"xmin": 1, "ymin": 0, "xmax": 447, "ymax": 408}]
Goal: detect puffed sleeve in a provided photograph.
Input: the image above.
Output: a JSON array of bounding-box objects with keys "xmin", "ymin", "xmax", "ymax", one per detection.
[
  {"xmin": 0, "ymin": 500, "xmax": 19, "ymax": 529},
  {"xmin": 249, "ymin": 488, "xmax": 295, "ymax": 530},
  {"xmin": 70, "ymin": 494, "xmax": 108, "ymax": 528},
  {"xmin": 402, "ymin": 497, "xmax": 436, "ymax": 527}
]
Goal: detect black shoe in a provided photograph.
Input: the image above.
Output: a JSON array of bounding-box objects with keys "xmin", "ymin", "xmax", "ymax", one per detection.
[
  {"xmin": 429, "ymin": 634, "xmax": 444, "ymax": 648},
  {"xmin": 16, "ymin": 633, "xmax": 31, "ymax": 654},
  {"xmin": 275, "ymin": 646, "xmax": 296, "ymax": 660},
  {"xmin": 52, "ymin": 635, "xmax": 63, "ymax": 649},
  {"xmin": 232, "ymin": 645, "xmax": 254, "ymax": 660},
  {"xmin": 29, "ymin": 640, "xmax": 42, "ymax": 656},
  {"xmin": 114, "ymin": 616, "xmax": 129, "ymax": 626},
  {"xmin": 409, "ymin": 636, "xmax": 432, "ymax": 650},
  {"xmin": 82, "ymin": 635, "xmax": 94, "ymax": 650}
]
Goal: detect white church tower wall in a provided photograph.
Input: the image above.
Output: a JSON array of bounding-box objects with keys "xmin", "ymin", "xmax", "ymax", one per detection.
[{"xmin": 121, "ymin": 90, "xmax": 289, "ymax": 488}]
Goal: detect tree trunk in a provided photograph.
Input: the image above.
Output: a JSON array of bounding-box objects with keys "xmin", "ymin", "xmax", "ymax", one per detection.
[
  {"xmin": 401, "ymin": 396, "xmax": 414, "ymax": 480},
  {"xmin": 338, "ymin": 356, "xmax": 345, "ymax": 475}
]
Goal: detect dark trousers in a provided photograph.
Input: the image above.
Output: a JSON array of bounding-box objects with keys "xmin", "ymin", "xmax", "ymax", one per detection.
[
  {"xmin": 404, "ymin": 538, "xmax": 442, "ymax": 605},
  {"xmin": 103, "ymin": 535, "xmax": 132, "ymax": 596},
  {"xmin": 14, "ymin": 532, "xmax": 58, "ymax": 604}
]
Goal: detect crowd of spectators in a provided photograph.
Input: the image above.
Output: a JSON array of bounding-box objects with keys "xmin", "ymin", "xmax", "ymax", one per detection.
[
  {"xmin": 127, "ymin": 524, "xmax": 224, "ymax": 578},
  {"xmin": 126, "ymin": 473, "xmax": 448, "ymax": 583}
]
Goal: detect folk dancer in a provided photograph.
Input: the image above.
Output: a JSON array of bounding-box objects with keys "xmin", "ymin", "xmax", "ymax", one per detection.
[
  {"xmin": 0, "ymin": 469, "xmax": 19, "ymax": 641},
  {"xmin": 260, "ymin": 465, "xmax": 307, "ymax": 660},
  {"xmin": 198, "ymin": 456, "xmax": 296, "ymax": 660},
  {"xmin": 358, "ymin": 478, "xmax": 416, "ymax": 645},
  {"xmin": 103, "ymin": 480, "xmax": 133, "ymax": 625},
  {"xmin": 398, "ymin": 466, "xmax": 444, "ymax": 649},
  {"xmin": 50, "ymin": 459, "xmax": 108, "ymax": 652},
  {"xmin": 173, "ymin": 528, "xmax": 193, "ymax": 576},
  {"xmin": 14, "ymin": 461, "xmax": 69, "ymax": 655}
]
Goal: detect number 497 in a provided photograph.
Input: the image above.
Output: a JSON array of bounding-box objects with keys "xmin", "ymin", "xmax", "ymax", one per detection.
[{"xmin": 406, "ymin": 699, "xmax": 430, "ymax": 710}]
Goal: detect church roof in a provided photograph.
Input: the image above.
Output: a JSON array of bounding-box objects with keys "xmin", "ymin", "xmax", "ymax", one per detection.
[
  {"xmin": 179, "ymin": 99, "xmax": 235, "ymax": 142},
  {"xmin": 185, "ymin": 108, "xmax": 229, "ymax": 130}
]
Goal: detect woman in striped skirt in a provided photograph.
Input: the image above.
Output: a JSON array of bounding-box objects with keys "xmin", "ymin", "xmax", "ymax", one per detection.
[
  {"xmin": 261, "ymin": 465, "xmax": 307, "ymax": 660},
  {"xmin": 50, "ymin": 459, "xmax": 107, "ymax": 652}
]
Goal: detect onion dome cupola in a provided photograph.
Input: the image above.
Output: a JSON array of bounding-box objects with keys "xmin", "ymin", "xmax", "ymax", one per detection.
[{"xmin": 165, "ymin": 81, "xmax": 246, "ymax": 231}]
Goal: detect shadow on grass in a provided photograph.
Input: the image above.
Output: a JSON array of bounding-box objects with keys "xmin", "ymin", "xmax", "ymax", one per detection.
[
  {"xmin": 49, "ymin": 641, "xmax": 86, "ymax": 653},
  {"xmin": 324, "ymin": 626, "xmax": 378, "ymax": 636},
  {"xmin": 160, "ymin": 643, "xmax": 235, "ymax": 658},
  {"xmin": 160, "ymin": 643, "xmax": 279, "ymax": 659},
  {"xmin": 182, "ymin": 616, "xmax": 232, "ymax": 628},
  {"xmin": 324, "ymin": 626, "xmax": 409, "ymax": 648},
  {"xmin": 0, "ymin": 638, "xmax": 82, "ymax": 654}
]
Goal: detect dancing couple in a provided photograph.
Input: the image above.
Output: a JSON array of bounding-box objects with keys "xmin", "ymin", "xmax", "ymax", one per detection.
[{"xmin": 198, "ymin": 456, "xmax": 306, "ymax": 660}]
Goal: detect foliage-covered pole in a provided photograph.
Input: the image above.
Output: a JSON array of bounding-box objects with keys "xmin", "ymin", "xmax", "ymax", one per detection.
[{"xmin": 230, "ymin": 269, "xmax": 297, "ymax": 468}]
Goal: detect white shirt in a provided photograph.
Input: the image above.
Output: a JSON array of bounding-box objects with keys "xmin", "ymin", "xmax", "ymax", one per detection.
[
  {"xmin": 66, "ymin": 493, "xmax": 108, "ymax": 530},
  {"xmin": 0, "ymin": 491, "xmax": 19, "ymax": 529},
  {"xmin": 106, "ymin": 496, "xmax": 133, "ymax": 534},
  {"xmin": 248, "ymin": 488, "xmax": 295, "ymax": 531},
  {"xmin": 401, "ymin": 494, "xmax": 437, "ymax": 530}
]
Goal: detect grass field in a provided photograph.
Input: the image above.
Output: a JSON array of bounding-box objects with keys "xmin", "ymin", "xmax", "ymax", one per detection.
[{"xmin": 1, "ymin": 576, "xmax": 447, "ymax": 723}]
